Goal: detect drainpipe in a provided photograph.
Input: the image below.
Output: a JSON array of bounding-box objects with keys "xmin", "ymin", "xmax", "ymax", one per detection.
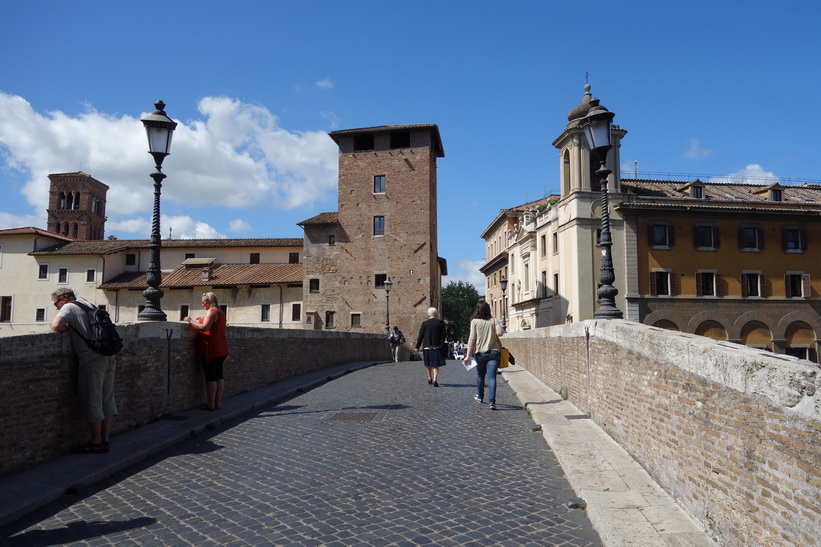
[{"xmin": 278, "ymin": 284, "xmax": 283, "ymax": 328}]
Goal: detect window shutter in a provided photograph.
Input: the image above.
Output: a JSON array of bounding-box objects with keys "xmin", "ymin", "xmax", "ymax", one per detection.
[
  {"xmin": 668, "ymin": 226, "xmax": 675, "ymax": 247},
  {"xmin": 784, "ymin": 274, "xmax": 791, "ymax": 297},
  {"xmin": 649, "ymin": 272, "xmax": 658, "ymax": 296},
  {"xmin": 802, "ymin": 274, "xmax": 811, "ymax": 297},
  {"xmin": 737, "ymin": 227, "xmax": 744, "ymax": 250},
  {"xmin": 741, "ymin": 274, "xmax": 749, "ymax": 297},
  {"xmin": 715, "ymin": 273, "xmax": 723, "ymax": 297},
  {"xmin": 648, "ymin": 226, "xmax": 655, "ymax": 246},
  {"xmin": 713, "ymin": 227, "xmax": 720, "ymax": 249},
  {"xmin": 759, "ymin": 274, "xmax": 767, "ymax": 297},
  {"xmin": 692, "ymin": 226, "xmax": 699, "ymax": 247},
  {"xmin": 696, "ymin": 273, "xmax": 703, "ymax": 297},
  {"xmin": 801, "ymin": 229, "xmax": 808, "ymax": 251},
  {"xmin": 757, "ymin": 228, "xmax": 764, "ymax": 250},
  {"xmin": 670, "ymin": 273, "xmax": 678, "ymax": 296},
  {"xmin": 781, "ymin": 228, "xmax": 789, "ymax": 250}
]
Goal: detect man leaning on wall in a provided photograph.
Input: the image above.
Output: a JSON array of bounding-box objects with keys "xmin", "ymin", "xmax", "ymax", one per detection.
[{"xmin": 50, "ymin": 288, "xmax": 117, "ymax": 454}]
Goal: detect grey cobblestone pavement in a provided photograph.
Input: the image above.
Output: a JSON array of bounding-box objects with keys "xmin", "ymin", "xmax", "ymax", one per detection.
[{"xmin": 0, "ymin": 361, "xmax": 602, "ymax": 546}]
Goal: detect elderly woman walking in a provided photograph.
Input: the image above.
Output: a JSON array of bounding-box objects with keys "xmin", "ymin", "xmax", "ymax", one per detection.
[
  {"xmin": 415, "ymin": 307, "xmax": 447, "ymax": 386},
  {"xmin": 462, "ymin": 301, "xmax": 504, "ymax": 410}
]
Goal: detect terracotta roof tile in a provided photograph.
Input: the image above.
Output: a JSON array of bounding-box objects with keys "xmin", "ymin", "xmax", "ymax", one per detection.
[
  {"xmin": 297, "ymin": 212, "xmax": 339, "ymax": 226},
  {"xmin": 100, "ymin": 263, "xmax": 303, "ymax": 290},
  {"xmin": 0, "ymin": 227, "xmax": 74, "ymax": 241},
  {"xmin": 31, "ymin": 238, "xmax": 303, "ymax": 256}
]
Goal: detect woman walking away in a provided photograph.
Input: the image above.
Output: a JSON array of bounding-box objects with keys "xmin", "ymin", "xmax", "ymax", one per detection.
[
  {"xmin": 184, "ymin": 292, "xmax": 228, "ymax": 411},
  {"xmin": 462, "ymin": 301, "xmax": 504, "ymax": 410},
  {"xmin": 415, "ymin": 307, "xmax": 447, "ymax": 386}
]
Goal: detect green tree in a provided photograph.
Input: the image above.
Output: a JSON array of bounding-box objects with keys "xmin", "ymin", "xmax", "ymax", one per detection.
[{"xmin": 442, "ymin": 280, "xmax": 481, "ymax": 341}]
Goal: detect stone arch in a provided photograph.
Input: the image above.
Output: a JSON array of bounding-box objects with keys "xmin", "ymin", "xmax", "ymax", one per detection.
[
  {"xmin": 776, "ymin": 310, "xmax": 821, "ymax": 340},
  {"xmin": 739, "ymin": 320, "xmax": 773, "ymax": 351},
  {"xmin": 652, "ymin": 319, "xmax": 680, "ymax": 331},
  {"xmin": 685, "ymin": 311, "xmax": 727, "ymax": 336},
  {"xmin": 729, "ymin": 310, "xmax": 775, "ymax": 340},
  {"xmin": 693, "ymin": 319, "xmax": 728, "ymax": 341},
  {"xmin": 644, "ymin": 309, "xmax": 681, "ymax": 331}
]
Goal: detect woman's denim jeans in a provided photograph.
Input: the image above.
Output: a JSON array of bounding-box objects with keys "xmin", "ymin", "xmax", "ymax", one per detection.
[{"xmin": 475, "ymin": 350, "xmax": 500, "ymax": 404}]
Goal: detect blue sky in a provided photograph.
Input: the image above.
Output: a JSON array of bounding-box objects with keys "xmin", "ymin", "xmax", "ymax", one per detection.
[{"xmin": 2, "ymin": 1, "xmax": 819, "ymax": 290}]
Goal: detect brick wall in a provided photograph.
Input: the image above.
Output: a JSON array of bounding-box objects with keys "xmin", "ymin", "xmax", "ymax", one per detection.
[
  {"xmin": 0, "ymin": 323, "xmax": 390, "ymax": 477},
  {"xmin": 502, "ymin": 321, "xmax": 820, "ymax": 547}
]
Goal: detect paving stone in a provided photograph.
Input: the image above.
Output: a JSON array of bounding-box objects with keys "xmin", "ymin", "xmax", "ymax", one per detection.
[{"xmin": 0, "ymin": 362, "xmax": 601, "ymax": 546}]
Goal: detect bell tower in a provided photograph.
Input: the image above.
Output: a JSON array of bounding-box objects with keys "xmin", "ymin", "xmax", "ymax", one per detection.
[{"xmin": 46, "ymin": 172, "xmax": 108, "ymax": 240}]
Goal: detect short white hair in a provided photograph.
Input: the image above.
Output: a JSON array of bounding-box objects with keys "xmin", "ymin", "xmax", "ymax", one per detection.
[{"xmin": 427, "ymin": 307, "xmax": 438, "ymax": 317}]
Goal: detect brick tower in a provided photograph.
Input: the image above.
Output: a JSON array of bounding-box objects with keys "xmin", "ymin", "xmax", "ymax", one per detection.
[
  {"xmin": 46, "ymin": 172, "xmax": 108, "ymax": 240},
  {"xmin": 299, "ymin": 124, "xmax": 447, "ymax": 338}
]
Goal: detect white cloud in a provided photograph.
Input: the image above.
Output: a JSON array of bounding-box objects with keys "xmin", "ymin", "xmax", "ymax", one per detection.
[
  {"xmin": 0, "ymin": 92, "xmax": 338, "ymax": 235},
  {"xmin": 709, "ymin": 164, "xmax": 779, "ymax": 185},
  {"xmin": 316, "ymin": 79, "xmax": 333, "ymax": 89},
  {"xmin": 0, "ymin": 211, "xmax": 42, "ymax": 229},
  {"xmin": 320, "ymin": 111, "xmax": 340, "ymax": 129},
  {"xmin": 683, "ymin": 138, "xmax": 713, "ymax": 160},
  {"xmin": 448, "ymin": 258, "xmax": 486, "ymax": 293},
  {"xmin": 229, "ymin": 219, "xmax": 252, "ymax": 233},
  {"xmin": 105, "ymin": 214, "xmax": 225, "ymax": 239}
]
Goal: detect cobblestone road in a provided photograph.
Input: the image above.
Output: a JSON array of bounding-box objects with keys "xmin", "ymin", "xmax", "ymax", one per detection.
[{"xmin": 1, "ymin": 361, "xmax": 601, "ymax": 546}]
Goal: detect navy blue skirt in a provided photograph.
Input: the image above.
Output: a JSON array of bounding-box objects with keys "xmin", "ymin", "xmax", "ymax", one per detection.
[{"xmin": 422, "ymin": 347, "xmax": 447, "ymax": 367}]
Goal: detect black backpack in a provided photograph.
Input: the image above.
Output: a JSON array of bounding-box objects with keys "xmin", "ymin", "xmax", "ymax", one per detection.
[{"xmin": 75, "ymin": 302, "xmax": 124, "ymax": 356}]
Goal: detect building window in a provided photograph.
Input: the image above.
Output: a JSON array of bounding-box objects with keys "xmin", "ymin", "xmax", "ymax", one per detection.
[
  {"xmin": 126, "ymin": 253, "xmax": 137, "ymax": 266},
  {"xmin": 390, "ymin": 131, "xmax": 410, "ymax": 148},
  {"xmin": 785, "ymin": 273, "xmax": 811, "ymax": 298},
  {"xmin": 373, "ymin": 175, "xmax": 386, "ymax": 193},
  {"xmin": 741, "ymin": 273, "xmax": 766, "ymax": 297},
  {"xmin": 782, "ymin": 228, "xmax": 807, "ymax": 252},
  {"xmin": 58, "ymin": 268, "xmax": 68, "ymax": 284},
  {"xmin": 86, "ymin": 269, "xmax": 96, "ymax": 283},
  {"xmin": 179, "ymin": 305, "xmax": 189, "ymax": 321},
  {"xmin": 325, "ymin": 311, "xmax": 335, "ymax": 328},
  {"xmin": 373, "ymin": 216, "xmax": 385, "ymax": 236},
  {"xmin": 693, "ymin": 226, "xmax": 719, "ymax": 249},
  {"xmin": 771, "ymin": 189, "xmax": 782, "ymax": 202},
  {"xmin": 739, "ymin": 227, "xmax": 763, "ymax": 251},
  {"xmin": 351, "ymin": 313, "xmax": 361, "ymax": 328},
  {"xmin": 541, "ymin": 271, "xmax": 548, "ymax": 298},
  {"xmin": 649, "ymin": 224, "xmax": 674, "ymax": 248},
  {"xmin": 38, "ymin": 264, "xmax": 49, "ymax": 279},
  {"xmin": 0, "ymin": 296, "xmax": 11, "ymax": 322},
  {"xmin": 35, "ymin": 308, "xmax": 46, "ymax": 322},
  {"xmin": 309, "ymin": 279, "xmax": 320, "ymax": 293},
  {"xmin": 250, "ymin": 253, "xmax": 260, "ymax": 264},
  {"xmin": 691, "ymin": 186, "xmax": 703, "ymax": 199},
  {"xmin": 554, "ymin": 273, "xmax": 559, "ymax": 298},
  {"xmin": 696, "ymin": 271, "xmax": 722, "ymax": 297},
  {"xmin": 261, "ymin": 304, "xmax": 271, "ymax": 322},
  {"xmin": 552, "ymin": 233, "xmax": 558, "ymax": 254},
  {"xmin": 328, "ymin": 235, "xmax": 336, "ymax": 245},
  {"xmin": 185, "ymin": 253, "xmax": 195, "ymax": 259},
  {"xmin": 354, "ymin": 134, "xmax": 374, "ymax": 151},
  {"xmin": 289, "ymin": 252, "xmax": 299, "ymax": 264},
  {"xmin": 292, "ymin": 303, "xmax": 301, "ymax": 322},
  {"xmin": 375, "ymin": 273, "xmax": 387, "ymax": 288},
  {"xmin": 540, "ymin": 235, "xmax": 546, "ymax": 257},
  {"xmin": 650, "ymin": 271, "xmax": 677, "ymax": 296}
]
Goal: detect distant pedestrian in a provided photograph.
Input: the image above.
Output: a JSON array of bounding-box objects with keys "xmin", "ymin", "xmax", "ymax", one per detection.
[
  {"xmin": 389, "ymin": 326, "xmax": 405, "ymax": 362},
  {"xmin": 415, "ymin": 307, "xmax": 447, "ymax": 386},
  {"xmin": 463, "ymin": 301, "xmax": 504, "ymax": 410},
  {"xmin": 184, "ymin": 292, "xmax": 228, "ymax": 411},
  {"xmin": 50, "ymin": 288, "xmax": 117, "ymax": 454}
]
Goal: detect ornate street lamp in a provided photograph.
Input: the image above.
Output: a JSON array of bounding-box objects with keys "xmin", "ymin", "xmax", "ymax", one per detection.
[
  {"xmin": 138, "ymin": 100, "xmax": 177, "ymax": 321},
  {"xmin": 384, "ymin": 277, "xmax": 393, "ymax": 334},
  {"xmin": 500, "ymin": 276, "xmax": 509, "ymax": 330},
  {"xmin": 579, "ymin": 97, "xmax": 623, "ymax": 319}
]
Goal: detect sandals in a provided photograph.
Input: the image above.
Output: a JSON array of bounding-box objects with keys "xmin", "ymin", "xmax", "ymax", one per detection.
[{"xmin": 75, "ymin": 442, "xmax": 104, "ymax": 454}]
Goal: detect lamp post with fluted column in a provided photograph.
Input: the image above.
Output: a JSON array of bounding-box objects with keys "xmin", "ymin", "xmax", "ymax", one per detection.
[
  {"xmin": 138, "ymin": 101, "xmax": 177, "ymax": 321},
  {"xmin": 500, "ymin": 276, "xmax": 509, "ymax": 330},
  {"xmin": 579, "ymin": 97, "xmax": 623, "ymax": 319},
  {"xmin": 384, "ymin": 278, "xmax": 393, "ymax": 334}
]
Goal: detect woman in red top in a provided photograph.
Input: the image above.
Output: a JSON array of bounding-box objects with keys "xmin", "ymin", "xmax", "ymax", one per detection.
[{"xmin": 184, "ymin": 292, "xmax": 228, "ymax": 411}]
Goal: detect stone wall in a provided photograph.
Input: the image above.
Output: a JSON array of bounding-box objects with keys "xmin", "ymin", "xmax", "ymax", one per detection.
[
  {"xmin": 502, "ymin": 321, "xmax": 820, "ymax": 547},
  {"xmin": 0, "ymin": 323, "xmax": 390, "ymax": 477}
]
